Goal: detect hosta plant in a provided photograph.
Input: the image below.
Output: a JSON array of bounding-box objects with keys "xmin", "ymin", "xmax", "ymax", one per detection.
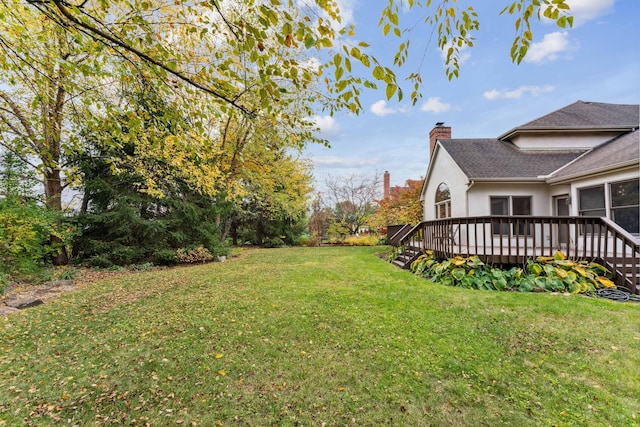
[
  {"xmin": 410, "ymin": 250, "xmax": 616, "ymax": 294},
  {"xmin": 411, "ymin": 252, "xmax": 522, "ymax": 291},
  {"xmin": 524, "ymin": 251, "xmax": 615, "ymax": 294}
]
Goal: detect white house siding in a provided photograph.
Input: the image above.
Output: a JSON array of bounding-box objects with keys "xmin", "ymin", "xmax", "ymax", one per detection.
[
  {"xmin": 422, "ymin": 147, "xmax": 469, "ymax": 221},
  {"xmin": 510, "ymin": 132, "xmax": 623, "ymax": 151},
  {"xmin": 549, "ymin": 184, "xmax": 571, "ymax": 200},
  {"xmin": 466, "ymin": 182, "xmax": 551, "ymax": 216},
  {"xmin": 458, "ymin": 182, "xmax": 553, "ymax": 251}
]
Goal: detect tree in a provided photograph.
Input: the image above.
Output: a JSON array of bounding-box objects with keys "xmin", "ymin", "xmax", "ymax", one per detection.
[
  {"xmin": 0, "ymin": 4, "xmax": 114, "ymax": 264},
  {"xmin": 221, "ymin": 146, "xmax": 313, "ymax": 246},
  {"xmin": 72, "ymin": 157, "xmax": 227, "ymax": 266},
  {"xmin": 1, "ymin": 1, "xmax": 326, "ymax": 205},
  {"xmin": 308, "ymin": 195, "xmax": 333, "ymax": 240},
  {"xmin": 323, "ymin": 173, "xmax": 381, "ymax": 236},
  {"xmin": 369, "ymin": 179, "xmax": 424, "ymax": 229},
  {"xmin": 71, "ymin": 92, "xmax": 229, "ymax": 266},
  {"xmin": 22, "ymin": 0, "xmax": 574, "ymax": 112}
]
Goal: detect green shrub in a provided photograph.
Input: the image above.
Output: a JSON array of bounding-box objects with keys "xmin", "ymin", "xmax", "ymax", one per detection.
[
  {"xmin": 176, "ymin": 246, "xmax": 214, "ymax": 264},
  {"xmin": 263, "ymin": 237, "xmax": 285, "ymax": 248},
  {"xmin": 410, "ymin": 251, "xmax": 616, "ymax": 294},
  {"xmin": 130, "ymin": 262, "xmax": 155, "ymax": 271},
  {"xmin": 0, "ymin": 272, "xmax": 11, "ymax": 295},
  {"xmin": 88, "ymin": 255, "xmax": 114, "ymax": 269},
  {"xmin": 0, "ymin": 197, "xmax": 72, "ymax": 275},
  {"xmin": 153, "ymin": 249, "xmax": 179, "ymax": 266},
  {"xmin": 54, "ymin": 267, "xmax": 79, "ymax": 281},
  {"xmin": 412, "ymin": 253, "xmax": 513, "ymax": 291},
  {"xmin": 296, "ymin": 234, "xmax": 316, "ymax": 247},
  {"xmin": 109, "ymin": 246, "xmax": 146, "ymax": 266}
]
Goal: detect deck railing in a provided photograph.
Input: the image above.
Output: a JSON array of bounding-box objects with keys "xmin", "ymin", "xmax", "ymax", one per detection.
[{"xmin": 395, "ymin": 216, "xmax": 640, "ymax": 294}]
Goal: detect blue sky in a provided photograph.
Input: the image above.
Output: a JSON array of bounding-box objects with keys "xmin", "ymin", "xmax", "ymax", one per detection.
[{"xmin": 304, "ymin": 0, "xmax": 640, "ymax": 193}]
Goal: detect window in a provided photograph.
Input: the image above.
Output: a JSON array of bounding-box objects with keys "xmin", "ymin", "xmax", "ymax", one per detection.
[
  {"xmin": 512, "ymin": 197, "xmax": 531, "ymax": 216},
  {"xmin": 610, "ymin": 178, "xmax": 639, "ymax": 234},
  {"xmin": 435, "ymin": 183, "xmax": 451, "ymax": 219},
  {"xmin": 490, "ymin": 196, "xmax": 532, "ymax": 235},
  {"xmin": 490, "ymin": 197, "xmax": 509, "ymax": 235},
  {"xmin": 578, "ymin": 185, "xmax": 605, "ymax": 217}
]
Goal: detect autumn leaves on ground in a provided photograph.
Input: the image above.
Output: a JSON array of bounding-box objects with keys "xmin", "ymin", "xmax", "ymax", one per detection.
[{"xmin": 1, "ymin": 247, "xmax": 639, "ymax": 426}]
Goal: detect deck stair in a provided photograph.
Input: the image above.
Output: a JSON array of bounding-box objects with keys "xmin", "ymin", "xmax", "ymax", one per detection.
[
  {"xmin": 604, "ymin": 257, "xmax": 640, "ymax": 294},
  {"xmin": 392, "ymin": 245, "xmax": 422, "ymax": 269}
]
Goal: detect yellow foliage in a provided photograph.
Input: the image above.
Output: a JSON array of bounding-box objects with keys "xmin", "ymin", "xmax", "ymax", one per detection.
[
  {"xmin": 596, "ymin": 277, "xmax": 615, "ymax": 288},
  {"xmin": 344, "ymin": 235, "xmax": 381, "ymax": 246}
]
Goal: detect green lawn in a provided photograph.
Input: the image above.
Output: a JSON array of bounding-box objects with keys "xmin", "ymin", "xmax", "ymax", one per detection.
[{"xmin": 1, "ymin": 246, "xmax": 639, "ymax": 426}]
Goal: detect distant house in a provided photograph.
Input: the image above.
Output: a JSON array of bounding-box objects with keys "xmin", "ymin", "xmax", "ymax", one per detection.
[
  {"xmin": 420, "ymin": 101, "xmax": 639, "ymax": 239},
  {"xmin": 383, "ymin": 171, "xmax": 423, "ymax": 201}
]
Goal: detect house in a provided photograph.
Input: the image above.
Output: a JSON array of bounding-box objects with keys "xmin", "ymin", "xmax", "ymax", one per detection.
[
  {"xmin": 383, "ymin": 171, "xmax": 423, "ymax": 201},
  {"xmin": 421, "ymin": 101, "xmax": 639, "ymax": 239},
  {"xmin": 389, "ymin": 101, "xmax": 639, "ymax": 293}
]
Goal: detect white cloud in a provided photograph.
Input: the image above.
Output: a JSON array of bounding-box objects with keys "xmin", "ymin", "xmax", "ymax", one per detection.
[
  {"xmin": 566, "ymin": 0, "xmax": 615, "ymax": 25},
  {"xmin": 483, "ymin": 85, "xmax": 555, "ymax": 100},
  {"xmin": 334, "ymin": 0, "xmax": 356, "ymax": 26},
  {"xmin": 420, "ymin": 97, "xmax": 451, "ymax": 113},
  {"xmin": 370, "ymin": 100, "xmax": 397, "ymax": 116},
  {"xmin": 296, "ymin": 0, "xmax": 356, "ymax": 33},
  {"xmin": 439, "ymin": 41, "xmax": 472, "ymax": 66},
  {"xmin": 311, "ymin": 155, "xmax": 380, "ymax": 168},
  {"xmin": 302, "ymin": 57, "xmax": 321, "ymax": 74},
  {"xmin": 525, "ymin": 31, "xmax": 570, "ymax": 63},
  {"xmin": 313, "ymin": 115, "xmax": 341, "ymax": 136}
]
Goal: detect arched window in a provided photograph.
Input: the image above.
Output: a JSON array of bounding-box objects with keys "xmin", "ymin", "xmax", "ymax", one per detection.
[{"xmin": 435, "ymin": 183, "xmax": 451, "ymax": 219}]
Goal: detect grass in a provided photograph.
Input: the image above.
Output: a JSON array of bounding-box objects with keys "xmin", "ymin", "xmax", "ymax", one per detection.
[{"xmin": 1, "ymin": 246, "xmax": 639, "ymax": 426}]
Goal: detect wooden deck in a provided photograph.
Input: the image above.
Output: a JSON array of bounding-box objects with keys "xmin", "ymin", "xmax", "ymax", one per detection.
[{"xmin": 389, "ymin": 216, "xmax": 640, "ymax": 294}]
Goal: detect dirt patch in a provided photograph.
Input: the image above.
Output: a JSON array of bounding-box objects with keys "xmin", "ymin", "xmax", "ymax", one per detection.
[{"xmin": 1, "ymin": 269, "xmax": 131, "ymax": 316}]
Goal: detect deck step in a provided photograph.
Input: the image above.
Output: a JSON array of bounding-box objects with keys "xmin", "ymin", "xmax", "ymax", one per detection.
[{"xmin": 391, "ymin": 246, "xmax": 425, "ymax": 270}]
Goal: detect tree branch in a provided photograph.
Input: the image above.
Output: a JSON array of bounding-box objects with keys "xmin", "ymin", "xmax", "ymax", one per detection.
[
  {"xmin": 32, "ymin": 0, "xmax": 255, "ymax": 117},
  {"xmin": 0, "ymin": 91, "xmax": 43, "ymax": 153}
]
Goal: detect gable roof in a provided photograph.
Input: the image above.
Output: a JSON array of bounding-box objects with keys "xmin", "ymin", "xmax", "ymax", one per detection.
[
  {"xmin": 439, "ymin": 138, "xmax": 585, "ymax": 180},
  {"xmin": 499, "ymin": 101, "xmax": 639, "ymax": 140},
  {"xmin": 549, "ymin": 129, "xmax": 640, "ymax": 182}
]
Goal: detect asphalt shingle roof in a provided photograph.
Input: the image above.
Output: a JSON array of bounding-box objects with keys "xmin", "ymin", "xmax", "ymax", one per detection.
[
  {"xmin": 552, "ymin": 129, "xmax": 640, "ymax": 179},
  {"xmin": 499, "ymin": 101, "xmax": 639, "ymax": 139},
  {"xmin": 439, "ymin": 139, "xmax": 585, "ymax": 179},
  {"xmin": 437, "ymin": 101, "xmax": 640, "ymax": 181}
]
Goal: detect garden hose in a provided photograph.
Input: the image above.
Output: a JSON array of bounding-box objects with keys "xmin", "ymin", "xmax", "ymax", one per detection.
[{"xmin": 593, "ymin": 286, "xmax": 640, "ymax": 303}]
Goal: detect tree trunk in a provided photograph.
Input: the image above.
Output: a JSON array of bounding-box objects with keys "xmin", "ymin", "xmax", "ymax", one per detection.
[{"xmin": 44, "ymin": 168, "xmax": 69, "ymax": 265}]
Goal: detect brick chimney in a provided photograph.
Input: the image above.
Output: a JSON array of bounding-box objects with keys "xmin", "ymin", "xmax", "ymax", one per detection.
[
  {"xmin": 383, "ymin": 171, "xmax": 390, "ymax": 200},
  {"xmin": 429, "ymin": 122, "xmax": 451, "ymax": 158}
]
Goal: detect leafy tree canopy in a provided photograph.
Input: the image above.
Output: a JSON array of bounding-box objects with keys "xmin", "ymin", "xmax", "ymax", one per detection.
[
  {"xmin": 22, "ymin": 0, "xmax": 573, "ymax": 115},
  {"xmin": 369, "ymin": 178, "xmax": 424, "ymax": 229}
]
